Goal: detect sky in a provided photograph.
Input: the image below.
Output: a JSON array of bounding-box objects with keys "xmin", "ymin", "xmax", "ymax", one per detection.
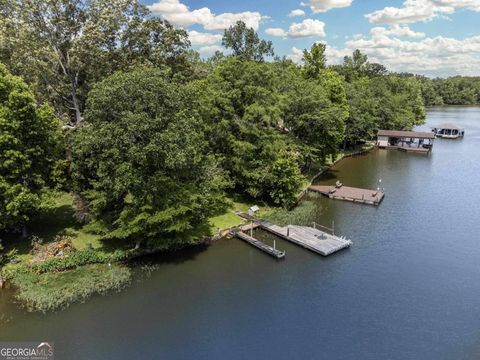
[{"xmin": 141, "ymin": 0, "xmax": 480, "ymax": 77}]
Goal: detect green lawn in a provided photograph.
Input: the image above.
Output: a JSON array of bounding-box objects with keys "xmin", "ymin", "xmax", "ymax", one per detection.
[
  {"xmin": 208, "ymin": 196, "xmax": 278, "ymax": 232},
  {"xmin": 3, "ymin": 193, "xmax": 103, "ymax": 258}
]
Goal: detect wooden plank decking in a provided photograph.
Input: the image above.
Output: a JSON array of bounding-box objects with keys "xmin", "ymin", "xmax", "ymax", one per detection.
[
  {"xmin": 235, "ymin": 231, "xmax": 285, "ymax": 259},
  {"xmin": 386, "ymin": 145, "xmax": 430, "ymax": 154},
  {"xmin": 259, "ymin": 222, "xmax": 352, "ymax": 256},
  {"xmin": 308, "ymin": 185, "xmax": 385, "ymax": 206}
]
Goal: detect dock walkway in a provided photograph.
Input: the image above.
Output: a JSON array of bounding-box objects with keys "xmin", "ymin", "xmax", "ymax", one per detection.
[
  {"xmin": 308, "ymin": 185, "xmax": 384, "ymax": 206},
  {"xmin": 235, "ymin": 231, "xmax": 285, "ymax": 259},
  {"xmin": 259, "ymin": 222, "xmax": 352, "ymax": 256}
]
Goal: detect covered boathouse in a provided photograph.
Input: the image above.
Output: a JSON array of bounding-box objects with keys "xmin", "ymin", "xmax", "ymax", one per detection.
[
  {"xmin": 377, "ymin": 130, "xmax": 435, "ymax": 153},
  {"xmin": 432, "ymin": 123, "xmax": 465, "ymax": 139}
]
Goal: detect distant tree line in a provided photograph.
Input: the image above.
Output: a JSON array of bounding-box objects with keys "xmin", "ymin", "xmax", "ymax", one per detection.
[
  {"xmin": 0, "ymin": 0, "xmax": 437, "ymax": 248},
  {"xmin": 398, "ymin": 74, "xmax": 480, "ymax": 106}
]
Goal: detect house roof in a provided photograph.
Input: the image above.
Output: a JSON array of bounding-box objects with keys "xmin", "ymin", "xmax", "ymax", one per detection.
[
  {"xmin": 433, "ymin": 123, "xmax": 464, "ymax": 130},
  {"xmin": 377, "ymin": 130, "xmax": 435, "ymax": 139}
]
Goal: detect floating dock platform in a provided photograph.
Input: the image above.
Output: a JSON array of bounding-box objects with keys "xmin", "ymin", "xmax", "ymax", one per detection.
[
  {"xmin": 260, "ymin": 222, "xmax": 352, "ymax": 256},
  {"xmin": 235, "ymin": 231, "xmax": 285, "ymax": 259},
  {"xmin": 308, "ymin": 185, "xmax": 385, "ymax": 206}
]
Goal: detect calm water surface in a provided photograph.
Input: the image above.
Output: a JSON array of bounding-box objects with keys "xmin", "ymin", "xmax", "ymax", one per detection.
[{"xmin": 1, "ymin": 107, "xmax": 480, "ymax": 360}]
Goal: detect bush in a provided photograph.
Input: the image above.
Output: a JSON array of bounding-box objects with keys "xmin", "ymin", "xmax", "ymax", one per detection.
[
  {"xmin": 32, "ymin": 249, "xmax": 129, "ymax": 274},
  {"xmin": 264, "ymin": 193, "xmax": 321, "ymax": 227}
]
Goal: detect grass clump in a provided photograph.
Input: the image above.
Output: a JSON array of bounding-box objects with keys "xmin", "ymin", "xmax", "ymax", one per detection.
[
  {"xmin": 264, "ymin": 193, "xmax": 321, "ymax": 227},
  {"xmin": 31, "ymin": 248, "xmax": 128, "ymax": 274},
  {"xmin": 9, "ymin": 263, "xmax": 131, "ymax": 313}
]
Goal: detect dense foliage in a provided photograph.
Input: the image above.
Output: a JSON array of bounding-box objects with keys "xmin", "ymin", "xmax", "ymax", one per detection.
[
  {"xmin": 0, "ymin": 12, "xmax": 457, "ymax": 249},
  {"xmin": 72, "ymin": 68, "xmax": 228, "ymax": 246},
  {"xmin": 0, "ymin": 0, "xmax": 191, "ymax": 126},
  {"xmin": 400, "ymin": 75, "xmax": 480, "ymax": 106},
  {"xmin": 0, "ymin": 65, "xmax": 62, "ymax": 233}
]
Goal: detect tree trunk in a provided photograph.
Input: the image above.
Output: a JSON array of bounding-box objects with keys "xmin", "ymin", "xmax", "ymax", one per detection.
[
  {"xmin": 21, "ymin": 225, "xmax": 28, "ymax": 239},
  {"xmin": 71, "ymin": 84, "xmax": 83, "ymax": 127}
]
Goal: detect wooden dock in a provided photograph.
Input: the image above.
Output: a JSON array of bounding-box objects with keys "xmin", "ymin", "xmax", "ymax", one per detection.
[
  {"xmin": 308, "ymin": 185, "xmax": 384, "ymax": 206},
  {"xmin": 386, "ymin": 145, "xmax": 430, "ymax": 154},
  {"xmin": 259, "ymin": 222, "xmax": 352, "ymax": 256},
  {"xmin": 235, "ymin": 231, "xmax": 286, "ymax": 259}
]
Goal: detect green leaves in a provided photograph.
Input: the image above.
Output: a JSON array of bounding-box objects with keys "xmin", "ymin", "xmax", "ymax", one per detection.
[
  {"xmin": 222, "ymin": 21, "xmax": 274, "ymax": 62},
  {"xmin": 0, "ymin": 64, "xmax": 62, "ymax": 232},
  {"xmin": 72, "ymin": 67, "xmax": 228, "ymax": 246}
]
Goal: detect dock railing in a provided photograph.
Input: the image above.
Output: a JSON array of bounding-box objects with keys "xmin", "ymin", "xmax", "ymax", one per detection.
[{"xmin": 312, "ymin": 221, "xmax": 335, "ymax": 235}]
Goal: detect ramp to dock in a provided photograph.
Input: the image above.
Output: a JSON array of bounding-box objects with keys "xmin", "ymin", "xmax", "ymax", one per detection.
[
  {"xmin": 309, "ymin": 185, "xmax": 384, "ymax": 206},
  {"xmin": 260, "ymin": 222, "xmax": 351, "ymax": 256},
  {"xmin": 235, "ymin": 231, "xmax": 286, "ymax": 259}
]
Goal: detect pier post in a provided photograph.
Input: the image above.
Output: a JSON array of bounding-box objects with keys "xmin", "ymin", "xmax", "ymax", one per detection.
[{"xmin": 332, "ymin": 221, "xmax": 335, "ymax": 235}]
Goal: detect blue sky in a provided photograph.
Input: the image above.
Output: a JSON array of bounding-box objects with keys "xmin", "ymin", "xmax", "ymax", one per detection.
[{"xmin": 142, "ymin": 0, "xmax": 480, "ymax": 77}]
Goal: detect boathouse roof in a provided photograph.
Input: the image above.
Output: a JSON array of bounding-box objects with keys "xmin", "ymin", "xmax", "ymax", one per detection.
[
  {"xmin": 434, "ymin": 123, "xmax": 464, "ymax": 130},
  {"xmin": 377, "ymin": 130, "xmax": 435, "ymax": 139}
]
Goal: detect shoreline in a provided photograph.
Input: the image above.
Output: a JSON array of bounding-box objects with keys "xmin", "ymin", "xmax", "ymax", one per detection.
[
  {"xmin": 295, "ymin": 146, "xmax": 374, "ymax": 206},
  {"xmin": 0, "ymin": 146, "xmax": 374, "ymax": 313}
]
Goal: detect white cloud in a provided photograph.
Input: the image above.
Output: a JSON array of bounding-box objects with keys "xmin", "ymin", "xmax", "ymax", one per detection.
[
  {"xmin": 341, "ymin": 31, "xmax": 480, "ymax": 76},
  {"xmin": 366, "ymin": 0, "xmax": 480, "ymax": 25},
  {"xmin": 198, "ymin": 45, "xmax": 224, "ymax": 55},
  {"xmin": 309, "ymin": 0, "xmax": 353, "ymax": 13},
  {"xmin": 289, "ymin": 9, "xmax": 306, "ymax": 17},
  {"xmin": 148, "ymin": 0, "xmax": 263, "ymax": 30},
  {"xmin": 287, "ymin": 47, "xmax": 304, "ymax": 63},
  {"xmin": 188, "ymin": 30, "xmax": 222, "ymax": 46},
  {"xmin": 370, "ymin": 25, "xmax": 426, "ymax": 38},
  {"xmin": 266, "ymin": 28, "xmax": 287, "ymax": 37},
  {"xmin": 266, "ymin": 19, "xmax": 326, "ymax": 38}
]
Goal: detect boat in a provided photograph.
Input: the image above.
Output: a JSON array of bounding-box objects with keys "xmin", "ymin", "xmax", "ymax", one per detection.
[{"xmin": 432, "ymin": 123, "xmax": 465, "ymax": 139}]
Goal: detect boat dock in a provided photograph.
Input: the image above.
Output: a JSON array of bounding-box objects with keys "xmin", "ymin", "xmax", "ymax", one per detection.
[
  {"xmin": 308, "ymin": 185, "xmax": 385, "ymax": 206},
  {"xmin": 235, "ymin": 231, "xmax": 285, "ymax": 259},
  {"xmin": 259, "ymin": 222, "xmax": 352, "ymax": 256}
]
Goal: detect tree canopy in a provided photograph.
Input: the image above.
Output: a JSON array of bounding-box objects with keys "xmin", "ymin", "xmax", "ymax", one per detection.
[
  {"xmin": 0, "ymin": 12, "xmax": 458, "ymax": 249},
  {"xmin": 0, "ymin": 0, "xmax": 191, "ymax": 126},
  {"xmin": 0, "ymin": 64, "xmax": 62, "ymax": 233},
  {"xmin": 222, "ymin": 21, "xmax": 274, "ymax": 62},
  {"xmin": 72, "ymin": 67, "xmax": 228, "ymax": 246}
]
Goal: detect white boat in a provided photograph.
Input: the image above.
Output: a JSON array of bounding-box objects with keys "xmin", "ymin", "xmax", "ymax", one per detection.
[{"xmin": 432, "ymin": 123, "xmax": 465, "ymax": 139}]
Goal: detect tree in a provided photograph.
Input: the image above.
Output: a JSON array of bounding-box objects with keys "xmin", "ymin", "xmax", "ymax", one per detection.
[
  {"xmin": 283, "ymin": 68, "xmax": 348, "ymax": 165},
  {"xmin": 0, "ymin": 64, "xmax": 62, "ymax": 234},
  {"xmin": 302, "ymin": 43, "xmax": 327, "ymax": 79},
  {"xmin": 0, "ymin": 0, "xmax": 190, "ymax": 126},
  {"xmin": 72, "ymin": 67, "xmax": 228, "ymax": 247},
  {"xmin": 222, "ymin": 21, "xmax": 274, "ymax": 62},
  {"xmin": 266, "ymin": 156, "xmax": 303, "ymax": 209},
  {"xmin": 193, "ymin": 57, "xmax": 303, "ymax": 206}
]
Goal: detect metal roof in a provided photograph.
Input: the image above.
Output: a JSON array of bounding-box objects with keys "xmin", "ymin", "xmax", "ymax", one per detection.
[
  {"xmin": 377, "ymin": 130, "xmax": 435, "ymax": 139},
  {"xmin": 433, "ymin": 123, "xmax": 464, "ymax": 130}
]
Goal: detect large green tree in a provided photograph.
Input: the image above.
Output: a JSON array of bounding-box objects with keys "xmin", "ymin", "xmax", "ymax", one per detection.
[
  {"xmin": 0, "ymin": 0, "xmax": 190, "ymax": 126},
  {"xmin": 283, "ymin": 66, "xmax": 348, "ymax": 165},
  {"xmin": 193, "ymin": 57, "xmax": 302, "ymax": 207},
  {"xmin": 222, "ymin": 21, "xmax": 274, "ymax": 62},
  {"xmin": 0, "ymin": 64, "xmax": 62, "ymax": 235},
  {"xmin": 72, "ymin": 67, "xmax": 228, "ymax": 247}
]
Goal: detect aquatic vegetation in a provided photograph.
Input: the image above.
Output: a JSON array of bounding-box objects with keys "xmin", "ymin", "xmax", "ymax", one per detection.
[{"xmin": 10, "ymin": 264, "xmax": 131, "ymax": 313}]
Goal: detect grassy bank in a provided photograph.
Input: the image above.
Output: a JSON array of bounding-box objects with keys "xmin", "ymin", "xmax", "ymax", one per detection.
[{"xmin": 8, "ymin": 263, "xmax": 131, "ymax": 313}]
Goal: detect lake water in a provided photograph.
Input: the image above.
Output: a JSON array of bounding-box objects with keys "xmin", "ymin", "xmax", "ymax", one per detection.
[{"xmin": 1, "ymin": 107, "xmax": 480, "ymax": 360}]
